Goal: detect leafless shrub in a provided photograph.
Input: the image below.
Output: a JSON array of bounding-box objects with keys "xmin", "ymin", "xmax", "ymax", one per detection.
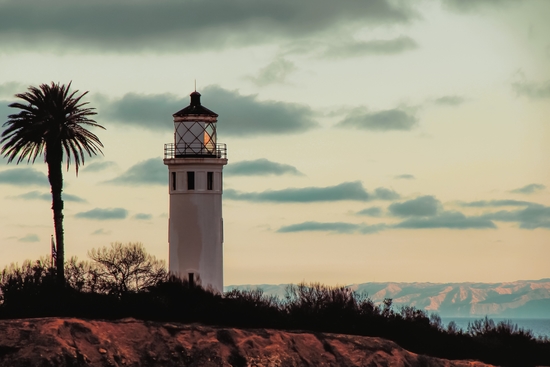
[{"xmin": 88, "ymin": 242, "xmax": 167, "ymax": 296}]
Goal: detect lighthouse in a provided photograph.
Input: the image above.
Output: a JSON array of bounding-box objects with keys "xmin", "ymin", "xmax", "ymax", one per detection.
[{"xmin": 163, "ymin": 91, "xmax": 227, "ymax": 293}]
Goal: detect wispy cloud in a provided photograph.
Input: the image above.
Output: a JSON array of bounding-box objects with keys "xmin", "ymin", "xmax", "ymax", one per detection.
[
  {"xmin": 394, "ymin": 174, "xmax": 415, "ymax": 180},
  {"xmin": 512, "ymin": 80, "xmax": 550, "ymax": 99},
  {"xmin": 133, "ymin": 213, "xmax": 153, "ymax": 220},
  {"xmin": 278, "ymin": 210, "xmax": 496, "ymax": 233},
  {"xmin": 373, "ymin": 187, "xmax": 400, "ymax": 201},
  {"xmin": 99, "ymin": 85, "xmax": 317, "ymax": 136},
  {"xmin": 338, "ymin": 108, "xmax": 417, "ymax": 131},
  {"xmin": 0, "ymin": 81, "xmax": 27, "ymax": 97},
  {"xmin": 442, "ymin": 0, "xmax": 519, "ymax": 13},
  {"xmin": 356, "ymin": 207, "xmax": 383, "ymax": 217},
  {"xmin": 277, "ymin": 221, "xmax": 387, "ymax": 234},
  {"xmin": 105, "ymin": 158, "xmax": 165, "ymax": 186},
  {"xmin": 434, "ymin": 95, "xmax": 465, "ymax": 106},
  {"xmin": 18, "ymin": 234, "xmax": 40, "ymax": 242},
  {"xmin": 459, "ymin": 199, "xmax": 535, "ymax": 207},
  {"xmin": 394, "ymin": 211, "xmax": 496, "ymax": 229},
  {"xmin": 0, "ymin": 168, "xmax": 48, "ymax": 186},
  {"xmin": 248, "ymin": 57, "xmax": 296, "ymax": 86},
  {"xmin": 82, "ymin": 160, "xmax": 117, "ymax": 173},
  {"xmin": 92, "ymin": 228, "xmax": 112, "ymax": 235},
  {"xmin": 510, "ymin": 184, "xmax": 546, "ymax": 194},
  {"xmin": 225, "ymin": 182, "xmax": 399, "ymax": 203},
  {"xmin": 8, "ymin": 191, "xmax": 86, "ymax": 203},
  {"xmin": 323, "ymin": 36, "xmax": 418, "ymax": 58},
  {"xmin": 225, "ymin": 159, "xmax": 303, "ymax": 176},
  {"xmin": 75, "ymin": 208, "xmax": 128, "ymax": 220}
]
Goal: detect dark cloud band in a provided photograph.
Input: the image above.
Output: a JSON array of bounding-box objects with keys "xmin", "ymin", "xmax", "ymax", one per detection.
[
  {"xmin": 99, "ymin": 85, "xmax": 317, "ymax": 136},
  {"xmin": 0, "ymin": 0, "xmax": 414, "ymax": 53}
]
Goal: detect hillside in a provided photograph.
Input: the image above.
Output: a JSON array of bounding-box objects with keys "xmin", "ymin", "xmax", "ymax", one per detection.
[
  {"xmin": 0, "ymin": 317, "xmax": 493, "ymax": 367},
  {"xmin": 227, "ymin": 279, "xmax": 550, "ymax": 318}
]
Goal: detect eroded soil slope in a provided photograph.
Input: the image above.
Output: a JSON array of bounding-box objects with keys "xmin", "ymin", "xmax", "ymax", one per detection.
[{"xmin": 0, "ymin": 318, "xmax": 492, "ymax": 367}]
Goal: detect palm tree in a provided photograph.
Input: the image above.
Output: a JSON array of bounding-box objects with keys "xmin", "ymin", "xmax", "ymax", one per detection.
[{"xmin": 1, "ymin": 82, "xmax": 104, "ymax": 285}]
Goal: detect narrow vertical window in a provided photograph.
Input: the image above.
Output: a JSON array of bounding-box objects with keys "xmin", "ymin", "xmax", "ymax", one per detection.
[
  {"xmin": 171, "ymin": 172, "xmax": 176, "ymax": 190},
  {"xmin": 187, "ymin": 171, "xmax": 195, "ymax": 190},
  {"xmin": 207, "ymin": 172, "xmax": 213, "ymax": 190}
]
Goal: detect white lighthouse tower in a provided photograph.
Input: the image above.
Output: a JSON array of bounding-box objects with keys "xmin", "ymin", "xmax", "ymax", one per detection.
[{"xmin": 163, "ymin": 91, "xmax": 227, "ymax": 293}]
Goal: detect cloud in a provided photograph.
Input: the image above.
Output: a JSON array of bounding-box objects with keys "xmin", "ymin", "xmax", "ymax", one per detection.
[
  {"xmin": 98, "ymin": 93, "xmax": 180, "ymax": 131},
  {"xmin": 373, "ymin": 187, "xmax": 400, "ymax": 200},
  {"xmin": 481, "ymin": 204, "xmax": 550, "ymax": 229},
  {"xmin": 510, "ymin": 184, "xmax": 546, "ymax": 194},
  {"xmin": 356, "ymin": 207, "xmax": 383, "ymax": 217},
  {"xmin": 100, "ymin": 85, "xmax": 317, "ymax": 136},
  {"xmin": 206, "ymin": 86, "xmax": 317, "ymax": 136},
  {"xmin": 394, "ymin": 211, "xmax": 497, "ymax": 229},
  {"xmin": 82, "ymin": 161, "xmax": 117, "ymax": 172},
  {"xmin": 0, "ymin": 168, "xmax": 48, "ymax": 186},
  {"xmin": 394, "ymin": 174, "xmax": 415, "ymax": 180},
  {"xmin": 512, "ymin": 80, "xmax": 550, "ymax": 99},
  {"xmin": 389, "ymin": 196, "xmax": 442, "ymax": 217},
  {"xmin": 18, "ymin": 234, "xmax": 40, "ymax": 242},
  {"xmin": 133, "ymin": 213, "xmax": 153, "ymax": 220},
  {"xmin": 75, "ymin": 208, "xmax": 128, "ymax": 220},
  {"xmin": 225, "ymin": 159, "xmax": 303, "ymax": 176},
  {"xmin": 248, "ymin": 57, "xmax": 296, "ymax": 86},
  {"xmin": 442, "ymin": 0, "xmax": 519, "ymax": 12},
  {"xmin": 0, "ymin": 100, "xmax": 12, "ymax": 125},
  {"xmin": 0, "ymin": 82, "xmax": 27, "ymax": 97},
  {"xmin": 9, "ymin": 191, "xmax": 86, "ymax": 203},
  {"xmin": 277, "ymin": 211, "xmax": 497, "ymax": 234},
  {"xmin": 277, "ymin": 221, "xmax": 387, "ymax": 234},
  {"xmin": 0, "ymin": 0, "xmax": 415, "ymax": 53},
  {"xmin": 338, "ymin": 108, "xmax": 417, "ymax": 131},
  {"xmin": 92, "ymin": 228, "xmax": 112, "ymax": 235},
  {"xmin": 323, "ymin": 36, "xmax": 418, "ymax": 58},
  {"xmin": 225, "ymin": 181, "xmax": 398, "ymax": 203},
  {"xmin": 105, "ymin": 158, "xmax": 166, "ymax": 186},
  {"xmin": 434, "ymin": 96, "xmax": 465, "ymax": 106},
  {"xmin": 459, "ymin": 199, "xmax": 535, "ymax": 207}
]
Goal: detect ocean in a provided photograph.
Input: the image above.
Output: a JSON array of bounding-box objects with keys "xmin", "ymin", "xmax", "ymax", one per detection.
[{"xmin": 441, "ymin": 318, "xmax": 550, "ymax": 339}]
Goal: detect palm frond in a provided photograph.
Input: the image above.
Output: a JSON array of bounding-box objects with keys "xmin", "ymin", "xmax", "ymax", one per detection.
[{"xmin": 1, "ymin": 82, "xmax": 105, "ymax": 172}]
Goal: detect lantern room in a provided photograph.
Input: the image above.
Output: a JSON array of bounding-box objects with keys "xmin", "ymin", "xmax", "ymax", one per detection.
[{"xmin": 167, "ymin": 91, "xmax": 224, "ymax": 158}]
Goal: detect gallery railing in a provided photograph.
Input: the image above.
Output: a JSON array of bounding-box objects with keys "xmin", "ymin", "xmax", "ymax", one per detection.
[{"xmin": 164, "ymin": 143, "xmax": 227, "ymax": 159}]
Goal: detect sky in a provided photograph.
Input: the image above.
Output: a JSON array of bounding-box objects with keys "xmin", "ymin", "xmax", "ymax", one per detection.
[{"xmin": 0, "ymin": 0, "xmax": 549, "ymax": 286}]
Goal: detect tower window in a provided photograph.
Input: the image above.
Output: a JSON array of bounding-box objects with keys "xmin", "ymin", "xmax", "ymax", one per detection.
[
  {"xmin": 187, "ymin": 171, "xmax": 195, "ymax": 190},
  {"xmin": 171, "ymin": 172, "xmax": 176, "ymax": 190},
  {"xmin": 207, "ymin": 172, "xmax": 213, "ymax": 190}
]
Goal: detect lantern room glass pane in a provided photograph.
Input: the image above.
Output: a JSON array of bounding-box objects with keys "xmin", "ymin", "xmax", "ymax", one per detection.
[{"xmin": 175, "ymin": 121, "xmax": 217, "ymax": 157}]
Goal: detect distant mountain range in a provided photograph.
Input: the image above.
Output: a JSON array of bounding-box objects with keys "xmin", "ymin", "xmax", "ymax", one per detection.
[{"xmin": 226, "ymin": 279, "xmax": 550, "ymax": 318}]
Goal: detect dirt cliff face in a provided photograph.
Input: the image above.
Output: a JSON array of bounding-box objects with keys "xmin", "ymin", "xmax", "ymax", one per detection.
[{"xmin": 0, "ymin": 318, "xmax": 492, "ymax": 367}]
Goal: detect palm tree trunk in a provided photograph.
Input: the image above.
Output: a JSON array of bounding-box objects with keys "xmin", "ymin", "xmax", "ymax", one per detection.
[{"xmin": 47, "ymin": 145, "xmax": 65, "ymax": 286}]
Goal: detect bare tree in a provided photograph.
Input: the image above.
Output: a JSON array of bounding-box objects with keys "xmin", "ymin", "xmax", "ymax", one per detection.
[{"xmin": 87, "ymin": 242, "xmax": 167, "ymax": 296}]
